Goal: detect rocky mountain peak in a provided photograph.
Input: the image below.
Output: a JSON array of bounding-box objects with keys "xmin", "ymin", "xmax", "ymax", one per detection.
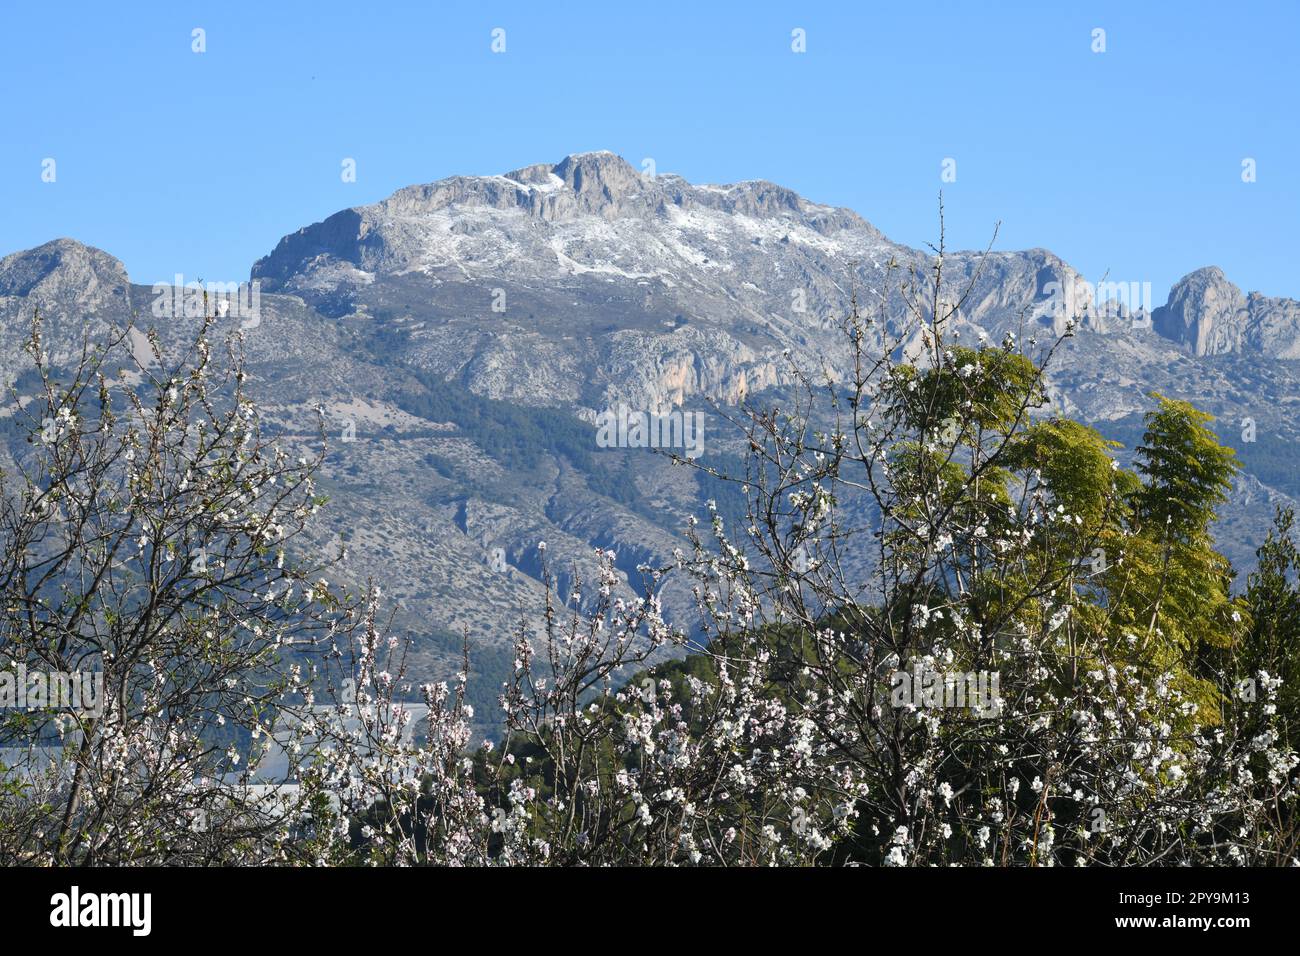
[
  {"xmin": 0, "ymin": 238, "xmax": 129, "ymax": 300},
  {"xmin": 0, "ymin": 239, "xmax": 132, "ymax": 331},
  {"xmin": 1168, "ymin": 266, "xmax": 1243, "ymax": 310},
  {"xmin": 0, "ymin": 239, "xmax": 134, "ymax": 375},
  {"xmin": 250, "ymin": 151, "xmax": 894, "ymax": 307},
  {"xmin": 550, "ymin": 151, "xmax": 644, "ymax": 208},
  {"xmin": 1152, "ymin": 266, "xmax": 1249, "ymax": 356}
]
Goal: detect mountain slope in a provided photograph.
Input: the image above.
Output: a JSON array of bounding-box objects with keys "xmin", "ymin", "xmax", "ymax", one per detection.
[{"xmin": 4, "ymin": 151, "xmax": 1300, "ymax": 731}]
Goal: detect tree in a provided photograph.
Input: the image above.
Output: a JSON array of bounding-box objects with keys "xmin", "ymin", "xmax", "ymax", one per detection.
[
  {"xmin": 0, "ymin": 313, "xmax": 347, "ymax": 864},
  {"xmin": 1120, "ymin": 393, "xmax": 1243, "ymax": 719},
  {"xmin": 1242, "ymin": 506, "xmax": 1300, "ymax": 746}
]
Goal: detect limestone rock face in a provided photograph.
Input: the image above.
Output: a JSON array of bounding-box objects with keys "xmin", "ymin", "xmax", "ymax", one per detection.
[
  {"xmin": 1153, "ymin": 267, "xmax": 1250, "ymax": 356},
  {"xmin": 0, "ymin": 238, "xmax": 130, "ymax": 308},
  {"xmin": 1151, "ymin": 266, "xmax": 1300, "ymax": 358},
  {"xmin": 250, "ymin": 152, "xmax": 1124, "ymax": 412},
  {"xmin": 0, "ymin": 239, "xmax": 132, "ymax": 375}
]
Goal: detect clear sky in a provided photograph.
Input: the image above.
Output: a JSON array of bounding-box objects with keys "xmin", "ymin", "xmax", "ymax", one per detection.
[{"xmin": 1, "ymin": 1, "xmax": 1295, "ymax": 302}]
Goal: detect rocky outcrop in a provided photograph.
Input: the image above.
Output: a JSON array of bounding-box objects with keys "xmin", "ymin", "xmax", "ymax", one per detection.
[
  {"xmin": 1152, "ymin": 267, "xmax": 1250, "ymax": 356},
  {"xmin": 0, "ymin": 238, "xmax": 130, "ymax": 308},
  {"xmin": 0, "ymin": 239, "xmax": 133, "ymax": 378},
  {"xmin": 1151, "ymin": 267, "xmax": 1300, "ymax": 358}
]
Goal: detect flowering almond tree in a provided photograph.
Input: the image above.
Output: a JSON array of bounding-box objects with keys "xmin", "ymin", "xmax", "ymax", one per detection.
[{"xmin": 0, "ymin": 313, "xmax": 353, "ymax": 864}]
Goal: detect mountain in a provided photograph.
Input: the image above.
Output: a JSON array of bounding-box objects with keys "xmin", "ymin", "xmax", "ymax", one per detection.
[
  {"xmin": 1152, "ymin": 266, "xmax": 1300, "ymax": 358},
  {"xmin": 249, "ymin": 151, "xmax": 1095, "ymax": 413},
  {"xmin": 4, "ymin": 151, "xmax": 1300, "ymax": 731},
  {"xmin": 0, "ymin": 239, "xmax": 133, "ymax": 375}
]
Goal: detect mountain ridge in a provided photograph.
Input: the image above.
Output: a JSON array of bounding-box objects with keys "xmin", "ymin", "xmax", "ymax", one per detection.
[{"xmin": 6, "ymin": 152, "xmax": 1295, "ymax": 370}]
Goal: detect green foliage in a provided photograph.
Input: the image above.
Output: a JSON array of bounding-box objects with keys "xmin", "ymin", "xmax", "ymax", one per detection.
[
  {"xmin": 394, "ymin": 367, "xmax": 734, "ymax": 532},
  {"xmin": 1242, "ymin": 506, "xmax": 1300, "ymax": 746},
  {"xmin": 887, "ymin": 345, "xmax": 1043, "ymax": 438},
  {"xmin": 1133, "ymin": 392, "xmax": 1239, "ymax": 543},
  {"xmin": 1007, "ymin": 419, "xmax": 1132, "ymax": 529},
  {"xmin": 396, "ymin": 368, "xmax": 600, "ymax": 475},
  {"xmin": 1096, "ymin": 395, "xmax": 1242, "ymax": 722}
]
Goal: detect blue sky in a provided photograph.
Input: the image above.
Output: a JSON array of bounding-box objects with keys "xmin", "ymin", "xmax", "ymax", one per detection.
[{"xmin": 1, "ymin": 1, "xmax": 1295, "ymax": 301}]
